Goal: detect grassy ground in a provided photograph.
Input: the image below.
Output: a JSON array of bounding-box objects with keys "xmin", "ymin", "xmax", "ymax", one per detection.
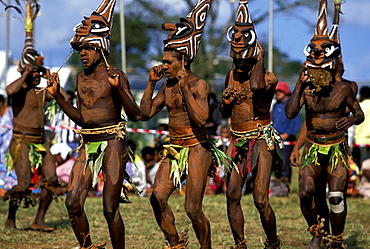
[{"xmin": 1, "ymin": 167, "xmax": 369, "ymax": 249}]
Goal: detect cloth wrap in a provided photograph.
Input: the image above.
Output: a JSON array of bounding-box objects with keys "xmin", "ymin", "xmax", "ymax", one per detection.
[
  {"xmin": 73, "ymin": 121, "xmax": 141, "ymax": 200},
  {"xmin": 302, "ymin": 130, "xmax": 349, "ymax": 171},
  {"xmin": 6, "ymin": 124, "xmax": 45, "ymax": 172},
  {"xmin": 162, "ymin": 127, "xmax": 237, "ymax": 187},
  {"xmin": 4, "ymin": 124, "xmax": 67, "ymax": 207},
  {"xmin": 230, "ymin": 119, "xmax": 283, "ymax": 178}
]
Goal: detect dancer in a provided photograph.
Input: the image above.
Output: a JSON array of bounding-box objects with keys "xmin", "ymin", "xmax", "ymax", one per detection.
[
  {"xmin": 220, "ymin": 1, "xmax": 282, "ymax": 248},
  {"xmin": 47, "ymin": 0, "xmax": 141, "ymax": 248},
  {"xmin": 140, "ymin": 1, "xmax": 217, "ymax": 248},
  {"xmin": 285, "ymin": 1, "xmax": 364, "ymax": 248},
  {"xmin": 4, "ymin": 0, "xmax": 61, "ymax": 232}
]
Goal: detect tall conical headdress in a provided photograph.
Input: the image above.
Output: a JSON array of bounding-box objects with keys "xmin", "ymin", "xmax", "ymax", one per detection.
[
  {"xmin": 18, "ymin": 0, "xmax": 45, "ymax": 73},
  {"xmin": 303, "ymin": 0, "xmax": 342, "ymax": 69},
  {"xmin": 70, "ymin": 0, "xmax": 116, "ymax": 54},
  {"xmin": 162, "ymin": 0, "xmax": 213, "ymax": 62},
  {"xmin": 329, "ymin": 1, "xmax": 341, "ymax": 46},
  {"xmin": 227, "ymin": 0, "xmax": 260, "ymax": 59}
]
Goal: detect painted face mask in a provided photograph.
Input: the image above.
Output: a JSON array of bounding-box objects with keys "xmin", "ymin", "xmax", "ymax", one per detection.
[
  {"xmin": 227, "ymin": 0, "xmax": 260, "ymax": 60},
  {"xmin": 304, "ymin": 0, "xmax": 342, "ymax": 91},
  {"xmin": 162, "ymin": 0, "xmax": 213, "ymax": 63},
  {"xmin": 18, "ymin": 1, "xmax": 46, "ymax": 75},
  {"xmin": 71, "ymin": 0, "xmax": 116, "ymax": 55}
]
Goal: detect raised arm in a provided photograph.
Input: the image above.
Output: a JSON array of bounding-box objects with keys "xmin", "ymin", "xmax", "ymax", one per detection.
[
  {"xmin": 107, "ymin": 67, "xmax": 141, "ymax": 122},
  {"xmin": 6, "ymin": 64, "xmax": 33, "ymax": 97},
  {"xmin": 178, "ymin": 69, "xmax": 209, "ymax": 128},
  {"xmin": 285, "ymin": 63, "xmax": 308, "ymax": 119},
  {"xmin": 140, "ymin": 65, "xmax": 166, "ymax": 121},
  {"xmin": 250, "ymin": 44, "xmax": 267, "ymax": 91},
  {"xmin": 47, "ymin": 72, "xmax": 84, "ymax": 126}
]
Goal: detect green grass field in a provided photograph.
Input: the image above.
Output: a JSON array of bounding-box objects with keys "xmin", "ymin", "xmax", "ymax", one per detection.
[{"xmin": 1, "ymin": 167, "xmax": 369, "ymax": 248}]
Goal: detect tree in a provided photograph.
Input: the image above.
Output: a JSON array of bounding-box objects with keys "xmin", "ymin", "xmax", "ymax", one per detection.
[{"xmin": 121, "ymin": 0, "xmax": 316, "ymax": 84}]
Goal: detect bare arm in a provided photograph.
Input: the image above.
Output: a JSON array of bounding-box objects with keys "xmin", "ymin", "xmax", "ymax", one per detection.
[
  {"xmin": 250, "ymin": 45, "xmax": 266, "ymax": 91},
  {"xmin": 6, "ymin": 65, "xmax": 33, "ymax": 97},
  {"xmin": 107, "ymin": 67, "xmax": 141, "ymax": 122},
  {"xmin": 220, "ymin": 70, "xmax": 235, "ymax": 119},
  {"xmin": 140, "ymin": 65, "xmax": 166, "ymax": 120},
  {"xmin": 47, "ymin": 72, "xmax": 84, "ymax": 126},
  {"xmin": 290, "ymin": 120, "xmax": 307, "ymax": 167},
  {"xmin": 178, "ymin": 69, "xmax": 209, "ymax": 127},
  {"xmin": 286, "ymin": 63, "xmax": 308, "ymax": 119},
  {"xmin": 336, "ymin": 84, "xmax": 364, "ymax": 130}
]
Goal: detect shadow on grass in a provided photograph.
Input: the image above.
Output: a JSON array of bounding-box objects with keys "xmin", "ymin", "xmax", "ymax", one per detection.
[
  {"xmin": 346, "ymin": 231, "xmax": 366, "ymax": 249},
  {"xmin": 49, "ymin": 218, "xmax": 71, "ymax": 230}
]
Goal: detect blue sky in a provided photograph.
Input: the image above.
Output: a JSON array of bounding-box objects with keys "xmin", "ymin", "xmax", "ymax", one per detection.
[{"xmin": 0, "ymin": 0, "xmax": 369, "ymax": 83}]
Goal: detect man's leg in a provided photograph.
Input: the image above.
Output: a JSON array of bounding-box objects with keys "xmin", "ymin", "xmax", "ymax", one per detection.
[
  {"xmin": 225, "ymin": 141, "xmax": 246, "ymax": 246},
  {"xmin": 102, "ymin": 139, "xmax": 126, "ymax": 249},
  {"xmin": 226, "ymin": 167, "xmax": 246, "ymax": 245},
  {"xmin": 150, "ymin": 158, "xmax": 178, "ymax": 246},
  {"xmin": 299, "ymin": 143, "xmax": 326, "ymax": 248},
  {"xmin": 252, "ymin": 141, "xmax": 278, "ymax": 245},
  {"xmin": 32, "ymin": 145, "xmax": 58, "ymax": 231},
  {"xmin": 5, "ymin": 142, "xmax": 31, "ymax": 229},
  {"xmin": 65, "ymin": 146, "xmax": 92, "ymax": 247},
  {"xmin": 327, "ymin": 160, "xmax": 348, "ymax": 236},
  {"xmin": 185, "ymin": 144, "xmax": 212, "ymax": 249}
]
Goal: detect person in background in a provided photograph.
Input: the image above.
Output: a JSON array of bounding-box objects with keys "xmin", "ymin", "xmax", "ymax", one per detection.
[
  {"xmin": 4, "ymin": 1, "xmax": 61, "ymax": 232},
  {"xmin": 52, "ymin": 90, "xmax": 80, "ymax": 158},
  {"xmin": 154, "ymin": 123, "xmax": 170, "ymax": 151},
  {"xmin": 0, "ymin": 94, "xmax": 13, "ymax": 165},
  {"xmin": 353, "ymin": 86, "xmax": 370, "ymax": 168},
  {"xmin": 271, "ymin": 81, "xmax": 301, "ymax": 191},
  {"xmin": 358, "ymin": 158, "xmax": 370, "ymax": 199},
  {"xmin": 141, "ymin": 146, "xmax": 159, "ymax": 197},
  {"xmin": 206, "ymin": 92, "xmax": 222, "ymax": 136},
  {"xmin": 125, "ymin": 139, "xmax": 146, "ymax": 197},
  {"xmin": 50, "ymin": 143, "xmax": 75, "ymax": 184}
]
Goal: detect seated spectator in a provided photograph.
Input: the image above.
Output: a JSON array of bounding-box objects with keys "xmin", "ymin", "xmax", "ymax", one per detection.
[
  {"xmin": 141, "ymin": 146, "xmax": 160, "ymax": 196},
  {"xmin": 50, "ymin": 143, "xmax": 75, "ymax": 184},
  {"xmin": 358, "ymin": 158, "xmax": 370, "ymax": 199},
  {"xmin": 0, "ymin": 163, "xmax": 17, "ymax": 197},
  {"xmin": 0, "ymin": 94, "xmax": 13, "ymax": 165},
  {"xmin": 125, "ymin": 140, "xmax": 146, "ymax": 197}
]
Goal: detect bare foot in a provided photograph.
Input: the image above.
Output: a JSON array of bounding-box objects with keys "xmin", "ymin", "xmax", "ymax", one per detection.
[
  {"xmin": 30, "ymin": 223, "xmax": 55, "ymax": 232},
  {"xmin": 4, "ymin": 219, "xmax": 16, "ymax": 230}
]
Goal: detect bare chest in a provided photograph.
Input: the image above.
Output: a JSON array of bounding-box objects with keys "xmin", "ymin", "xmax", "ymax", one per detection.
[
  {"xmin": 304, "ymin": 90, "xmax": 345, "ymax": 113},
  {"xmin": 78, "ymin": 77, "xmax": 110, "ymax": 109}
]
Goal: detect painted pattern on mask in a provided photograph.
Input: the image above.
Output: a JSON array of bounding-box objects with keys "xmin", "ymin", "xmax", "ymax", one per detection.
[
  {"xmin": 70, "ymin": 0, "xmax": 116, "ymax": 54},
  {"xmin": 18, "ymin": 1, "xmax": 45, "ymax": 74},
  {"xmin": 228, "ymin": 0, "xmax": 260, "ymax": 60},
  {"xmin": 303, "ymin": 0, "xmax": 343, "ymax": 91},
  {"xmin": 162, "ymin": 0, "xmax": 213, "ymax": 62},
  {"xmin": 304, "ymin": 0, "xmax": 342, "ymax": 71}
]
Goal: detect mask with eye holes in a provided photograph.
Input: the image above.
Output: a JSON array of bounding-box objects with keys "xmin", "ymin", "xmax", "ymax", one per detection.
[
  {"xmin": 162, "ymin": 0, "xmax": 213, "ymax": 63},
  {"xmin": 303, "ymin": 0, "xmax": 344, "ymax": 91},
  {"xmin": 303, "ymin": 0, "xmax": 343, "ymax": 71},
  {"xmin": 70, "ymin": 0, "xmax": 116, "ymax": 55},
  {"xmin": 228, "ymin": 0, "xmax": 260, "ymax": 60},
  {"xmin": 18, "ymin": 1, "xmax": 46, "ymax": 75}
]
